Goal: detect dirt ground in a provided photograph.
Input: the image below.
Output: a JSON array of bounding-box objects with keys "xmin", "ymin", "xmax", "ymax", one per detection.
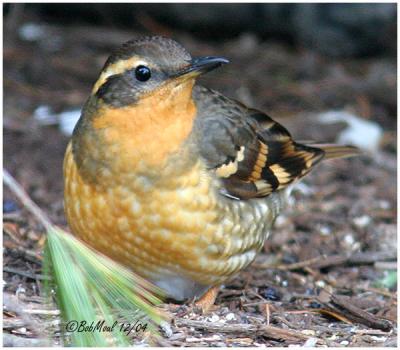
[{"xmin": 3, "ymin": 18, "xmax": 397, "ymax": 347}]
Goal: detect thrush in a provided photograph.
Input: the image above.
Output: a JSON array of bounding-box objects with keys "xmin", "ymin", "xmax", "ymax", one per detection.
[{"xmin": 64, "ymin": 36, "xmax": 358, "ymax": 307}]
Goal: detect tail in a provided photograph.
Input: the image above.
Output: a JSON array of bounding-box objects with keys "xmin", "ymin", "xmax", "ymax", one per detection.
[{"xmin": 308, "ymin": 144, "xmax": 361, "ymax": 160}]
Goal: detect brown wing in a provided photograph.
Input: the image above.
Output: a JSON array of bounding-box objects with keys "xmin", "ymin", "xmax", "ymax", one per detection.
[
  {"xmin": 218, "ymin": 110, "xmax": 325, "ymax": 199},
  {"xmin": 193, "ymin": 86, "xmax": 354, "ymax": 200}
]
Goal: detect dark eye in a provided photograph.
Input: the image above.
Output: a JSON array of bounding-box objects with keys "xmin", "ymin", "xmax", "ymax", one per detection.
[{"xmin": 135, "ymin": 65, "xmax": 151, "ymax": 82}]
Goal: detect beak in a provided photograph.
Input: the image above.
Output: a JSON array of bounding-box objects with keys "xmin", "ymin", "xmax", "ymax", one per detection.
[{"xmin": 174, "ymin": 56, "xmax": 229, "ymax": 78}]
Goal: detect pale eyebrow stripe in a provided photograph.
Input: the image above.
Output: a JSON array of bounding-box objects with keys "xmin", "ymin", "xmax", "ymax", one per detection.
[{"xmin": 92, "ymin": 56, "xmax": 154, "ymax": 95}]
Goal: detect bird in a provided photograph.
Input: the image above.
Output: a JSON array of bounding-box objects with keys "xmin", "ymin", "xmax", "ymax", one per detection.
[{"xmin": 63, "ymin": 36, "xmax": 358, "ymax": 310}]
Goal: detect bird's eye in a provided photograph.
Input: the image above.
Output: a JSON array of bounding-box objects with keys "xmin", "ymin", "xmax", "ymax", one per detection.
[{"xmin": 135, "ymin": 65, "xmax": 151, "ymax": 82}]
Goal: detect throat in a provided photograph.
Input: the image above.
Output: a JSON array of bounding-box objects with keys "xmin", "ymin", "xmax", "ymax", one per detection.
[{"xmin": 77, "ymin": 83, "xmax": 197, "ymax": 178}]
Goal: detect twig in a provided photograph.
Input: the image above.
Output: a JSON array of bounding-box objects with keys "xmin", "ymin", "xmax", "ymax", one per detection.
[
  {"xmin": 23, "ymin": 309, "xmax": 60, "ymax": 316},
  {"xmin": 353, "ymin": 329, "xmax": 392, "ymax": 336},
  {"xmin": 3, "ymin": 317, "xmax": 27, "ymax": 330},
  {"xmin": 274, "ymin": 256, "xmax": 324, "ymax": 270},
  {"xmin": 243, "ymin": 300, "xmax": 269, "ymax": 307},
  {"xmin": 360, "ymin": 287, "xmax": 396, "ymax": 299},
  {"xmin": 259, "ymin": 251, "xmax": 397, "ymax": 271},
  {"xmin": 3, "ymin": 293, "xmax": 55, "ymax": 339},
  {"xmin": 3, "ymin": 266, "xmax": 50, "ymax": 281},
  {"xmin": 3, "ymin": 334, "xmax": 51, "ymax": 347},
  {"xmin": 311, "ymin": 251, "xmax": 396, "ymax": 269},
  {"xmin": 317, "ymin": 292, "xmax": 393, "ymax": 332},
  {"xmin": 374, "ymin": 261, "xmax": 397, "ymax": 270},
  {"xmin": 17, "ymin": 247, "xmax": 43, "ymax": 263},
  {"xmin": 174, "ymin": 318, "xmax": 317, "ymax": 343},
  {"xmin": 330, "ymin": 294, "xmax": 393, "ymax": 331}
]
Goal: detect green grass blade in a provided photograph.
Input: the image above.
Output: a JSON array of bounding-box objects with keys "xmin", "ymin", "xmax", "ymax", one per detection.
[{"xmin": 44, "ymin": 226, "xmax": 166, "ymax": 346}]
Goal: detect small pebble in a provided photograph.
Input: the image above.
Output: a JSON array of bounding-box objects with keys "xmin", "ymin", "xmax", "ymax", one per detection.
[{"xmin": 315, "ymin": 280, "xmax": 325, "ymax": 288}]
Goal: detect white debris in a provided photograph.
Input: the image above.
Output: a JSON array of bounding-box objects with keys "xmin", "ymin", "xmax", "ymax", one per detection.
[
  {"xmin": 343, "ymin": 233, "xmax": 360, "ymax": 251},
  {"xmin": 186, "ymin": 334, "xmax": 221, "ymax": 342},
  {"xmin": 303, "ymin": 337, "xmax": 319, "ymax": 347},
  {"xmin": 17, "ymin": 327, "xmax": 27, "ymax": 334},
  {"xmin": 315, "ymin": 280, "xmax": 326, "ymax": 288},
  {"xmin": 274, "ymin": 215, "xmax": 289, "ymax": 228},
  {"xmin": 225, "ymin": 312, "xmax": 236, "ymax": 321},
  {"xmin": 15, "ymin": 284, "xmax": 26, "ymax": 298},
  {"xmin": 58, "ymin": 110, "xmax": 81, "ymax": 136},
  {"xmin": 293, "ymin": 182, "xmax": 315, "ymax": 196},
  {"xmin": 318, "ymin": 110, "xmax": 383, "ymax": 152},
  {"xmin": 370, "ymin": 336, "xmax": 388, "ymax": 342},
  {"xmin": 185, "ymin": 337, "xmax": 200, "ymax": 342},
  {"xmin": 33, "ymin": 105, "xmax": 57, "ymax": 125},
  {"xmin": 301, "ymin": 329, "xmax": 316, "ymax": 336},
  {"xmin": 159, "ymin": 321, "xmax": 173, "ymax": 338},
  {"xmin": 33, "ymin": 105, "xmax": 81, "ymax": 136},
  {"xmin": 319, "ymin": 225, "xmax": 331, "ymax": 236},
  {"xmin": 340, "ymin": 340, "xmax": 349, "ymax": 345},
  {"xmin": 327, "ymin": 334, "xmax": 338, "ymax": 341},
  {"xmin": 343, "ymin": 234, "xmax": 355, "ymax": 246},
  {"xmin": 286, "ymin": 195, "xmax": 296, "ymax": 208},
  {"xmin": 377, "ymin": 200, "xmax": 391, "ymax": 210},
  {"xmin": 353, "ymin": 215, "xmax": 372, "ymax": 228},
  {"xmin": 207, "ymin": 314, "xmax": 220, "ymax": 323},
  {"xmin": 19, "ymin": 23, "xmax": 46, "ymax": 41}
]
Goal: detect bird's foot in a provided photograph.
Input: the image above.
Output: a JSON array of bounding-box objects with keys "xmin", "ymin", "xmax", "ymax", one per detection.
[{"xmin": 193, "ymin": 285, "xmax": 220, "ymax": 314}]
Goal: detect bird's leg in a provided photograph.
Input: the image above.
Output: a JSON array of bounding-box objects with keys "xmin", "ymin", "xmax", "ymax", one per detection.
[{"xmin": 194, "ymin": 286, "xmax": 220, "ymax": 313}]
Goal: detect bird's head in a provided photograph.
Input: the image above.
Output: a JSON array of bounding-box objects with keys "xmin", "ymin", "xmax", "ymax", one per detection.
[
  {"xmin": 73, "ymin": 36, "xmax": 229, "ymax": 176},
  {"xmin": 91, "ymin": 36, "xmax": 229, "ymax": 107}
]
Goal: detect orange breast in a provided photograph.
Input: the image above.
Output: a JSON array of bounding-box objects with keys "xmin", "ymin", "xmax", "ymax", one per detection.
[
  {"xmin": 64, "ymin": 142, "xmax": 217, "ymax": 282},
  {"xmin": 63, "ymin": 140, "xmax": 277, "ymax": 292}
]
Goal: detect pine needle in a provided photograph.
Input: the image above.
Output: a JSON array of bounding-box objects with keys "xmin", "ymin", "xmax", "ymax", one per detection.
[{"xmin": 4, "ymin": 169, "xmax": 166, "ymax": 346}]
